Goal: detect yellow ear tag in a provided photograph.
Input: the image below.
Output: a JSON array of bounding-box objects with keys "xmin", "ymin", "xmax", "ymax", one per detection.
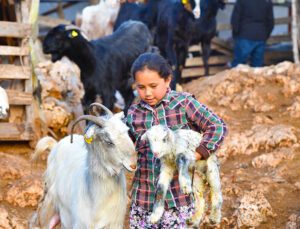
[
  {"xmin": 84, "ymin": 134, "xmax": 93, "ymax": 144},
  {"xmin": 71, "ymin": 30, "xmax": 78, "ymax": 38},
  {"xmin": 182, "ymin": 0, "xmax": 188, "ymax": 4}
]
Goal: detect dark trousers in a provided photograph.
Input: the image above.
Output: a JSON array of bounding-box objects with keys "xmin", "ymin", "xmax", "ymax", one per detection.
[{"xmin": 231, "ymin": 38, "xmax": 266, "ymax": 67}]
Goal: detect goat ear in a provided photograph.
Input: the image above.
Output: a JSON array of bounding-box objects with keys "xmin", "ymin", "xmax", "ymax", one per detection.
[
  {"xmin": 114, "ymin": 111, "xmax": 125, "ymax": 120},
  {"xmin": 68, "ymin": 30, "xmax": 79, "ymax": 38}
]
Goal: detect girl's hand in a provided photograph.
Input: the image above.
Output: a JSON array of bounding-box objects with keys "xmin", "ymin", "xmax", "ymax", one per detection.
[{"xmin": 194, "ymin": 152, "xmax": 202, "ymax": 161}]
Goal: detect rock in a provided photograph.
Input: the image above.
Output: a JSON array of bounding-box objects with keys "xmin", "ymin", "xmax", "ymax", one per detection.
[
  {"xmin": 4, "ymin": 176, "xmax": 43, "ymax": 208},
  {"xmin": 234, "ymin": 190, "xmax": 276, "ymax": 228},
  {"xmin": 286, "ymin": 214, "xmax": 300, "ymax": 229},
  {"xmin": 0, "ymin": 207, "xmax": 10, "ymax": 228},
  {"xmin": 0, "ymin": 153, "xmax": 30, "ymax": 180},
  {"xmin": 252, "ymin": 148, "xmax": 294, "ymax": 168}
]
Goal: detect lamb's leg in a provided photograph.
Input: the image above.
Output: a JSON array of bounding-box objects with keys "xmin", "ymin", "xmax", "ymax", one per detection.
[
  {"xmin": 206, "ymin": 155, "xmax": 222, "ymax": 225},
  {"xmin": 186, "ymin": 170, "xmax": 206, "ymax": 228},
  {"xmin": 176, "ymin": 153, "xmax": 192, "ymax": 194},
  {"xmin": 150, "ymin": 164, "xmax": 175, "ymax": 224}
]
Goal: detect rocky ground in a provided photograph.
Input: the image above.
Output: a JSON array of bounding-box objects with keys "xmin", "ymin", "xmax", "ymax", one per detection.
[{"xmin": 0, "ymin": 62, "xmax": 300, "ymax": 228}]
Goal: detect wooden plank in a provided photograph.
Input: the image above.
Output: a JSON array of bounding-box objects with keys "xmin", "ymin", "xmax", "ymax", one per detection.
[
  {"xmin": 182, "ymin": 66, "xmax": 226, "ymax": 78},
  {"xmin": 185, "ymin": 55, "xmax": 231, "ymax": 67},
  {"xmin": 39, "ymin": 15, "xmax": 70, "ymax": 28},
  {"xmin": 212, "ymin": 37, "xmax": 233, "ymax": 50},
  {"xmin": 265, "ymin": 50, "xmax": 293, "ymax": 64},
  {"xmin": 188, "ymin": 43, "xmax": 233, "ymax": 56},
  {"xmin": 0, "ymin": 65, "xmax": 31, "ymax": 79},
  {"xmin": 41, "ymin": 2, "xmax": 76, "ymax": 16},
  {"xmin": 267, "ymin": 34, "xmax": 291, "ymax": 44},
  {"xmin": 189, "ymin": 45, "xmax": 201, "ymax": 52},
  {"xmin": 6, "ymin": 90, "xmax": 33, "ymax": 105},
  {"xmin": 0, "ymin": 21, "xmax": 31, "ymax": 38},
  {"xmin": 216, "ymin": 17, "xmax": 292, "ymax": 32},
  {"xmin": 0, "ymin": 123, "xmax": 33, "ymax": 141},
  {"xmin": 0, "ymin": 45, "xmax": 30, "ymax": 56},
  {"xmin": 211, "ymin": 44, "xmax": 233, "ymax": 56},
  {"xmin": 275, "ymin": 17, "xmax": 292, "ymax": 25}
]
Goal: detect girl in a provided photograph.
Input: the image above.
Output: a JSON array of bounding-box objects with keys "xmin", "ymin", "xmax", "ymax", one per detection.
[{"xmin": 126, "ymin": 52, "xmax": 227, "ymax": 228}]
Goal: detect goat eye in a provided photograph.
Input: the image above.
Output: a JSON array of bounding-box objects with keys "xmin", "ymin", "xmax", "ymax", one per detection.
[{"xmin": 105, "ymin": 140, "xmax": 114, "ymax": 146}]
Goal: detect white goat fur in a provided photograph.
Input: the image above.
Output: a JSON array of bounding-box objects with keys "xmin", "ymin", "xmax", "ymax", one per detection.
[
  {"xmin": 31, "ymin": 112, "xmax": 136, "ymax": 228},
  {"xmin": 78, "ymin": 0, "xmax": 121, "ymax": 40},
  {"xmin": 141, "ymin": 125, "xmax": 222, "ymax": 227},
  {"xmin": 192, "ymin": 0, "xmax": 201, "ymax": 19},
  {"xmin": 0, "ymin": 86, "xmax": 9, "ymax": 119}
]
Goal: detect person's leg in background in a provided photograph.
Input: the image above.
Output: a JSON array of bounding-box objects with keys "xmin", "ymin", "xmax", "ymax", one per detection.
[
  {"xmin": 230, "ymin": 38, "xmax": 253, "ymax": 68},
  {"xmin": 249, "ymin": 40, "xmax": 266, "ymax": 67}
]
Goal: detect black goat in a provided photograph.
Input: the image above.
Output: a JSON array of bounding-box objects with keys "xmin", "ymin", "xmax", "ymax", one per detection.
[
  {"xmin": 188, "ymin": 0, "xmax": 225, "ymax": 76},
  {"xmin": 153, "ymin": 0, "xmax": 195, "ymax": 89},
  {"xmin": 43, "ymin": 21, "xmax": 152, "ymax": 113},
  {"xmin": 157, "ymin": 0, "xmax": 225, "ymax": 87},
  {"xmin": 113, "ymin": 0, "xmax": 159, "ymax": 32},
  {"xmin": 114, "ymin": 0, "xmax": 197, "ymax": 89}
]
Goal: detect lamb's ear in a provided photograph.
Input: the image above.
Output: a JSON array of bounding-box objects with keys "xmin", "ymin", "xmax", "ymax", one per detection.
[{"xmin": 140, "ymin": 132, "xmax": 148, "ymax": 141}]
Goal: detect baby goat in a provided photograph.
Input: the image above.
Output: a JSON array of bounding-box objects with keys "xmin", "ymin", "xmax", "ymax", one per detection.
[
  {"xmin": 30, "ymin": 103, "xmax": 136, "ymax": 228},
  {"xmin": 141, "ymin": 125, "xmax": 222, "ymax": 227},
  {"xmin": 0, "ymin": 86, "xmax": 9, "ymax": 119}
]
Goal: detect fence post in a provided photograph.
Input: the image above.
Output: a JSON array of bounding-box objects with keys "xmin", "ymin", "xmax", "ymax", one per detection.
[{"xmin": 291, "ymin": 0, "xmax": 299, "ymax": 64}]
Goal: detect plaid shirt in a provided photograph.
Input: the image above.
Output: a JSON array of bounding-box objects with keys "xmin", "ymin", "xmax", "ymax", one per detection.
[{"xmin": 126, "ymin": 89, "xmax": 227, "ymax": 211}]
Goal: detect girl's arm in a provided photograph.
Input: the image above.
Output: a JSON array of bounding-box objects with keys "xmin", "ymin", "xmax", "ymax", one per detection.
[{"xmin": 185, "ymin": 95, "xmax": 227, "ymax": 160}]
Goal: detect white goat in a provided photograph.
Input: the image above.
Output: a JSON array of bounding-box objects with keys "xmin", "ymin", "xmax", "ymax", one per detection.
[
  {"xmin": 30, "ymin": 103, "xmax": 136, "ymax": 229},
  {"xmin": 0, "ymin": 86, "xmax": 9, "ymax": 119},
  {"xmin": 78, "ymin": 0, "xmax": 121, "ymax": 40},
  {"xmin": 141, "ymin": 125, "xmax": 222, "ymax": 227}
]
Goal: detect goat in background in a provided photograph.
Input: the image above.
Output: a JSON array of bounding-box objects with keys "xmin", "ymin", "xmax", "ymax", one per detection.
[
  {"xmin": 43, "ymin": 21, "xmax": 152, "ymax": 114},
  {"xmin": 0, "ymin": 86, "xmax": 9, "ymax": 120},
  {"xmin": 188, "ymin": 0, "xmax": 225, "ymax": 76},
  {"xmin": 76, "ymin": 0, "xmax": 122, "ymax": 40},
  {"xmin": 30, "ymin": 103, "xmax": 136, "ymax": 228}
]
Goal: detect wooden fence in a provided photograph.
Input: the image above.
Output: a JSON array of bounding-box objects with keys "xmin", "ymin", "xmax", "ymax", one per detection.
[{"xmin": 0, "ymin": 0, "xmax": 36, "ymax": 141}]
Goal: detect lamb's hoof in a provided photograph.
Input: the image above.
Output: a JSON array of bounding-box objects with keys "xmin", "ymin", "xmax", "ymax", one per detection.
[
  {"xmin": 209, "ymin": 217, "xmax": 221, "ymax": 225},
  {"xmin": 186, "ymin": 218, "xmax": 199, "ymax": 229},
  {"xmin": 209, "ymin": 210, "xmax": 221, "ymax": 225},
  {"xmin": 149, "ymin": 213, "xmax": 161, "ymax": 224}
]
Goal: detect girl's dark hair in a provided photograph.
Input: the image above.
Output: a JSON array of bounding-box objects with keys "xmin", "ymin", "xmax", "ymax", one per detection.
[{"xmin": 130, "ymin": 52, "xmax": 173, "ymax": 80}]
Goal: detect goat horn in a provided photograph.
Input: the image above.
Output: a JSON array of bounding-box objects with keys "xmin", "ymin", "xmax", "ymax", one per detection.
[
  {"xmin": 89, "ymin": 103, "xmax": 113, "ymax": 117},
  {"xmin": 70, "ymin": 115, "xmax": 106, "ymax": 143}
]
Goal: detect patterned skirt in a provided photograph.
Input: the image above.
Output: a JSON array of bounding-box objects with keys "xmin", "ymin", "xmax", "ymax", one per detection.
[{"xmin": 129, "ymin": 203, "xmax": 195, "ymax": 229}]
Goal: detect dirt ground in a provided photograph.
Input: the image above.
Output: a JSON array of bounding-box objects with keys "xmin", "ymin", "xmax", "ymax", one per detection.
[{"xmin": 0, "ymin": 62, "xmax": 300, "ymax": 228}]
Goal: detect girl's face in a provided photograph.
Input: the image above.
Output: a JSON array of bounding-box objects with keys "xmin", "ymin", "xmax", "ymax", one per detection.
[{"xmin": 135, "ymin": 68, "xmax": 171, "ymax": 107}]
